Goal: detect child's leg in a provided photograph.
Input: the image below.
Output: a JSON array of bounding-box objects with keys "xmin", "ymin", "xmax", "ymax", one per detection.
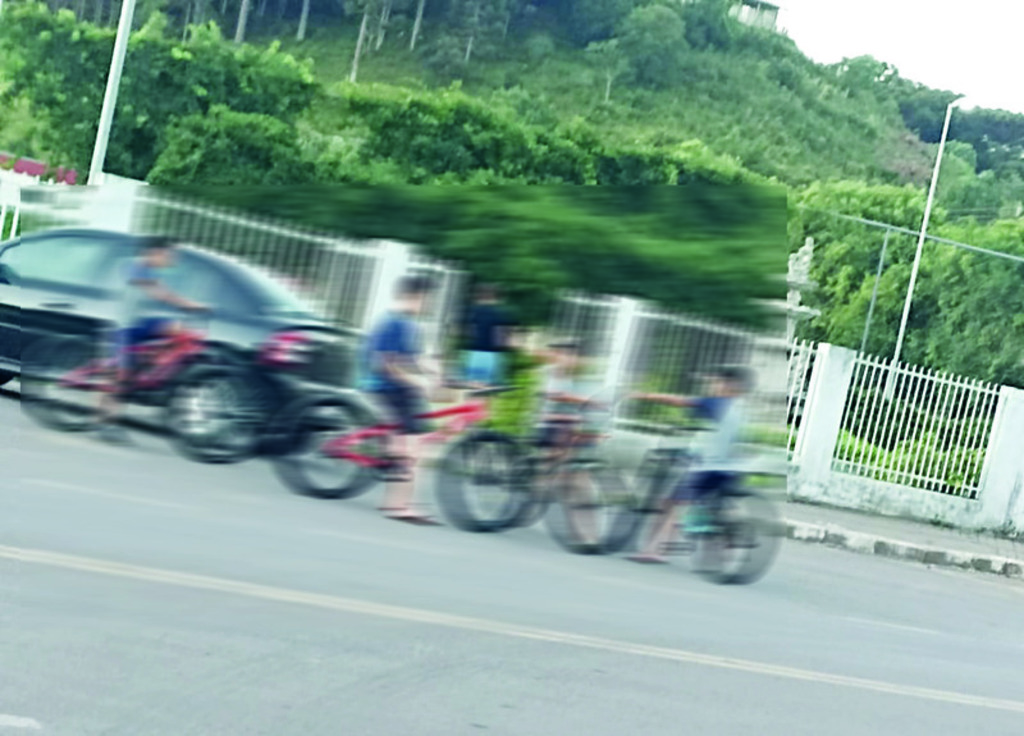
[{"xmin": 637, "ymin": 498, "xmax": 686, "ymax": 557}]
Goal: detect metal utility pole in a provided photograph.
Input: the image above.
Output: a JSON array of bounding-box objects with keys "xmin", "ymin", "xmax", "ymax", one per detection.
[{"xmin": 88, "ymin": 0, "xmax": 138, "ymax": 186}]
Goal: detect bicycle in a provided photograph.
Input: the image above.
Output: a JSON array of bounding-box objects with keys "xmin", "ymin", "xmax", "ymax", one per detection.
[
  {"xmin": 271, "ymin": 383, "xmax": 520, "ymax": 508},
  {"xmin": 549, "ymin": 411, "xmax": 786, "ymax": 584},
  {"xmin": 20, "ymin": 312, "xmax": 261, "ymax": 463},
  {"xmin": 435, "ymin": 385, "xmax": 629, "ymax": 536}
]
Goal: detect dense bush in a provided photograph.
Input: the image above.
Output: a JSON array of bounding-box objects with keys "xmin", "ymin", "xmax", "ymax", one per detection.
[{"xmin": 148, "ymin": 105, "xmax": 316, "ymax": 186}]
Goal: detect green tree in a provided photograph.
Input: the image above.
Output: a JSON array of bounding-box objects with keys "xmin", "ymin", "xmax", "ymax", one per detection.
[
  {"xmin": 618, "ymin": 4, "xmax": 687, "ymax": 89},
  {"xmin": 0, "ymin": 4, "xmax": 317, "ymax": 178},
  {"xmin": 567, "ymin": 0, "xmax": 634, "ymax": 46},
  {"xmin": 678, "ymin": 0, "xmax": 734, "ymax": 51},
  {"xmin": 584, "ymin": 38, "xmax": 627, "ymax": 103}
]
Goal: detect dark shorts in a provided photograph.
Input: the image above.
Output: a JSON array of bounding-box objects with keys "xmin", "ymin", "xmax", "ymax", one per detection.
[
  {"xmin": 374, "ymin": 384, "xmax": 428, "ymax": 436},
  {"xmin": 670, "ymin": 471, "xmax": 735, "ymax": 503},
  {"xmin": 115, "ymin": 317, "xmax": 172, "ymax": 369}
]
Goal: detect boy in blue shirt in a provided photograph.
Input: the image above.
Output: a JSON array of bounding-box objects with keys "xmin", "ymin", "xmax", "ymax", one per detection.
[
  {"xmin": 361, "ymin": 275, "xmax": 440, "ymax": 524},
  {"xmin": 100, "ymin": 237, "xmax": 206, "ymax": 445}
]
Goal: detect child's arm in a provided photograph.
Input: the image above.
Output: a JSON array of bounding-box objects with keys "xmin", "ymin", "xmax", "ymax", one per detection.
[{"xmin": 630, "ymin": 391, "xmax": 698, "ymax": 409}]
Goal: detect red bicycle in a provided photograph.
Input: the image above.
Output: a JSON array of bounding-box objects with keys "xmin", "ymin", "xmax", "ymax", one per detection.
[
  {"xmin": 271, "ymin": 384, "xmax": 523, "ymax": 522},
  {"xmin": 21, "ymin": 314, "xmax": 260, "ymax": 462}
]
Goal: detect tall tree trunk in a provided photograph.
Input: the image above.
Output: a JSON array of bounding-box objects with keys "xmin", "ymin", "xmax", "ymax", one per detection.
[
  {"xmin": 374, "ymin": 0, "xmax": 391, "ymax": 51},
  {"xmin": 350, "ymin": 7, "xmax": 369, "ymax": 83},
  {"xmin": 604, "ymin": 72, "xmax": 612, "ymax": 103},
  {"xmin": 93, "ymin": 0, "xmax": 103, "ymax": 25},
  {"xmin": 74, "ymin": 0, "xmax": 87, "ymax": 21},
  {"xmin": 409, "ymin": 0, "xmax": 425, "ymax": 51},
  {"xmin": 297, "ymin": 0, "xmax": 310, "ymax": 40},
  {"xmin": 194, "ymin": 0, "xmax": 205, "ymax": 24},
  {"xmin": 221, "ymin": 0, "xmax": 229, "ymax": 16},
  {"xmin": 182, "ymin": 2, "xmax": 192, "ymax": 40},
  {"xmin": 258, "ymin": 0, "xmax": 268, "ymax": 17},
  {"xmin": 464, "ymin": 2, "xmax": 479, "ymax": 65},
  {"xmin": 503, "ymin": 11, "xmax": 510, "ymax": 39},
  {"xmin": 234, "ymin": 0, "xmax": 252, "ymax": 43},
  {"xmin": 277, "ymin": 0, "xmax": 287, "ymax": 20}
]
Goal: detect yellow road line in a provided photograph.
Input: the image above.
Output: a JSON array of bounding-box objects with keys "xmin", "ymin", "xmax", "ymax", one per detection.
[{"xmin": 3, "ymin": 543, "xmax": 1024, "ymax": 715}]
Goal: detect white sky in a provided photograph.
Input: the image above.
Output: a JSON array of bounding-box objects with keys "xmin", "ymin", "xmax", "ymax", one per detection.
[{"xmin": 776, "ymin": 1, "xmax": 1024, "ymax": 114}]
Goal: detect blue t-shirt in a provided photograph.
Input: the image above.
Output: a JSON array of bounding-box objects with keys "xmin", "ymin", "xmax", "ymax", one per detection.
[
  {"xmin": 120, "ymin": 258, "xmax": 167, "ymax": 328},
  {"xmin": 689, "ymin": 396, "xmax": 746, "ymax": 472},
  {"xmin": 359, "ymin": 313, "xmax": 420, "ymax": 392}
]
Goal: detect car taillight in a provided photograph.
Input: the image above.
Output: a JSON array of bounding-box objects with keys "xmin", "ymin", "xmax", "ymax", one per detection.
[{"xmin": 259, "ymin": 331, "xmax": 314, "ymax": 369}]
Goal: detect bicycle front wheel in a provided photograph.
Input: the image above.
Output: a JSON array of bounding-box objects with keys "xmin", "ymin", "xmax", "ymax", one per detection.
[
  {"xmin": 544, "ymin": 456, "xmax": 644, "ymax": 556},
  {"xmin": 692, "ymin": 489, "xmax": 784, "ymax": 585},
  {"xmin": 434, "ymin": 431, "xmax": 526, "ymax": 533},
  {"xmin": 272, "ymin": 394, "xmax": 381, "ymax": 500}
]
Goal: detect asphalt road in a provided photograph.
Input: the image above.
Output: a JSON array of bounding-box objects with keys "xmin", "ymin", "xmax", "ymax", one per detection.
[{"xmin": 3, "ymin": 385, "xmax": 1024, "ymax": 735}]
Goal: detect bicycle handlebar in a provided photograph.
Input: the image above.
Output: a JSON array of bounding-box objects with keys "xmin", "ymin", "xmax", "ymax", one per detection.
[{"xmin": 443, "ymin": 382, "xmax": 519, "ymax": 398}]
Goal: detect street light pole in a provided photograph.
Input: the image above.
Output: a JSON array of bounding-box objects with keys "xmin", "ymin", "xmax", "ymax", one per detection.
[
  {"xmin": 885, "ymin": 99, "xmax": 958, "ymax": 398},
  {"xmin": 87, "ymin": 0, "xmax": 138, "ymax": 187}
]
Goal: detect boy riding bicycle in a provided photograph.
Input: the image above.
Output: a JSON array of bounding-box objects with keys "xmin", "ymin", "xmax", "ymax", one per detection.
[
  {"xmin": 99, "ymin": 237, "xmax": 207, "ymax": 445},
  {"xmin": 360, "ymin": 275, "xmax": 442, "ymax": 525},
  {"xmin": 627, "ymin": 366, "xmax": 753, "ymax": 564}
]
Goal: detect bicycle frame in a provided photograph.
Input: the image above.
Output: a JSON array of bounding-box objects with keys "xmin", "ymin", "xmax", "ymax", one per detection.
[
  {"xmin": 58, "ymin": 328, "xmax": 206, "ymax": 394},
  {"xmin": 319, "ymin": 397, "xmax": 492, "ymax": 470}
]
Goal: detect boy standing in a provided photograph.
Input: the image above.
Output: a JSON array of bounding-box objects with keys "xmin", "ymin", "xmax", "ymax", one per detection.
[{"xmin": 361, "ymin": 276, "xmax": 441, "ymax": 525}]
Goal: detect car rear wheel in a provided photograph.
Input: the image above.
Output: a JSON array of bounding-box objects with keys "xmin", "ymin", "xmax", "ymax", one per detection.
[{"xmin": 165, "ymin": 366, "xmax": 263, "ymax": 465}]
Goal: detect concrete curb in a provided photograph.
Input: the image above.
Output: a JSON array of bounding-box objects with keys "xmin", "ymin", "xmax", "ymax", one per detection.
[{"xmin": 784, "ymin": 520, "xmax": 1024, "ymax": 579}]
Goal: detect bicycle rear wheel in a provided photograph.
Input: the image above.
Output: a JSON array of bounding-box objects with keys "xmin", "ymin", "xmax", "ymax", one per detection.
[
  {"xmin": 692, "ymin": 489, "xmax": 784, "ymax": 585},
  {"xmin": 20, "ymin": 336, "xmax": 103, "ymax": 432},
  {"xmin": 434, "ymin": 431, "xmax": 526, "ymax": 532},
  {"xmin": 272, "ymin": 394, "xmax": 382, "ymax": 500}
]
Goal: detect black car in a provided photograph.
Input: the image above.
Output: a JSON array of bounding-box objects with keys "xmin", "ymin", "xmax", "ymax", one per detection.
[{"xmin": 0, "ymin": 228, "xmax": 369, "ymax": 457}]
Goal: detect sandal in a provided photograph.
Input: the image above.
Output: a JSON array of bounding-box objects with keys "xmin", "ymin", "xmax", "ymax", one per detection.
[
  {"xmin": 626, "ymin": 553, "xmax": 669, "ymax": 565},
  {"xmin": 386, "ymin": 513, "xmax": 442, "ymax": 526}
]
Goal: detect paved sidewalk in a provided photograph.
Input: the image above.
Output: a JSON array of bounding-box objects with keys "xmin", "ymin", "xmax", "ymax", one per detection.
[{"xmin": 783, "ymin": 500, "xmax": 1024, "ymax": 579}]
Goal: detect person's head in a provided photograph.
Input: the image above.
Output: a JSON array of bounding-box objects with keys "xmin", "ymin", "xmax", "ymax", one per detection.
[
  {"xmin": 395, "ymin": 274, "xmax": 435, "ymax": 316},
  {"xmin": 475, "ymin": 283, "xmax": 499, "ymax": 304},
  {"xmin": 707, "ymin": 365, "xmax": 754, "ymax": 398},
  {"xmin": 549, "ymin": 339, "xmax": 583, "ymax": 372},
  {"xmin": 140, "ymin": 236, "xmax": 177, "ymax": 269}
]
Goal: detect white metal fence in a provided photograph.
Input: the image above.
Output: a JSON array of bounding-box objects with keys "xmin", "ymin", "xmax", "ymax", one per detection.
[
  {"xmin": 832, "ymin": 352, "xmax": 1002, "ymax": 498},
  {"xmin": 552, "ymin": 291, "xmax": 787, "ymax": 438}
]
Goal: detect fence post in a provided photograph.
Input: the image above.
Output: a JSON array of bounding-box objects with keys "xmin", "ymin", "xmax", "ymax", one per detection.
[
  {"xmin": 85, "ymin": 179, "xmax": 144, "ymax": 233},
  {"xmin": 794, "ymin": 343, "xmax": 856, "ymax": 493},
  {"xmin": 363, "ymin": 239, "xmax": 410, "ymax": 333},
  {"xmin": 603, "ymin": 297, "xmax": 640, "ymax": 394},
  {"xmin": 976, "ymin": 387, "xmax": 1024, "ymax": 530}
]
